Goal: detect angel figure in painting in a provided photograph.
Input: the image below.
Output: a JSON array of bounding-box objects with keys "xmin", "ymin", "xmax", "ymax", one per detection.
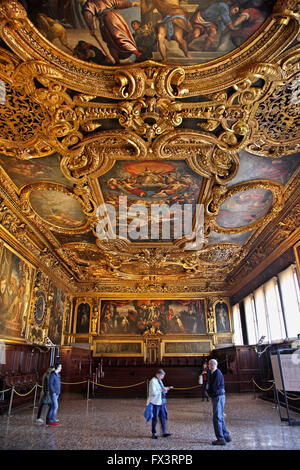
[{"xmin": 82, "ymin": 0, "xmax": 141, "ymax": 64}]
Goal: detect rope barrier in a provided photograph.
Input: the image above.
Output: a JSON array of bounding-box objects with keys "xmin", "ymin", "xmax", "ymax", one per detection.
[
  {"xmin": 252, "ymin": 378, "xmax": 274, "ymax": 392},
  {"xmin": 173, "ymin": 385, "xmax": 202, "ymax": 390},
  {"xmin": 61, "ymin": 380, "xmax": 87, "ymax": 385},
  {"xmin": 91, "ymin": 380, "xmax": 146, "ymax": 389},
  {"xmin": 13, "ymin": 385, "xmax": 36, "ymax": 397},
  {"xmin": 278, "ymin": 390, "xmax": 300, "ymax": 401},
  {"xmin": 0, "ymin": 388, "xmax": 12, "ymax": 393}
]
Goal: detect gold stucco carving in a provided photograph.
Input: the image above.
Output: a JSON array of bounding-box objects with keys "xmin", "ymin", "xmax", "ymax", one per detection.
[{"xmin": 0, "ymin": 0, "xmax": 298, "ymax": 300}]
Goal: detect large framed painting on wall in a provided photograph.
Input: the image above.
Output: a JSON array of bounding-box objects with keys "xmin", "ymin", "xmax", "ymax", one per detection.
[
  {"xmin": 93, "ymin": 340, "xmax": 144, "ymax": 356},
  {"xmin": 75, "ymin": 301, "xmax": 91, "ymax": 335},
  {"xmin": 48, "ymin": 287, "xmax": 65, "ymax": 345},
  {"xmin": 0, "ymin": 243, "xmax": 35, "ymax": 341},
  {"xmin": 214, "ymin": 300, "xmax": 231, "ymax": 333},
  {"xmin": 100, "ymin": 299, "xmax": 206, "ymax": 335}
]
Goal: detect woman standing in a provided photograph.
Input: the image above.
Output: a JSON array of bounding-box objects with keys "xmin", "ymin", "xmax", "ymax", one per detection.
[{"xmin": 199, "ymin": 362, "xmax": 209, "ymax": 402}]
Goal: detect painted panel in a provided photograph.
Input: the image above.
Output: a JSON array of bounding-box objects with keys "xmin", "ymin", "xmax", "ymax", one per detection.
[
  {"xmin": 100, "ymin": 299, "xmax": 206, "ymax": 335},
  {"xmin": 0, "ymin": 244, "xmax": 34, "ymax": 340},
  {"xmin": 164, "ymin": 340, "xmax": 211, "ymax": 354},
  {"xmin": 94, "ymin": 341, "xmax": 143, "ymax": 355},
  {"xmin": 216, "ymin": 188, "xmax": 273, "ymax": 229},
  {"xmin": 23, "ymin": 0, "xmax": 275, "ymax": 65}
]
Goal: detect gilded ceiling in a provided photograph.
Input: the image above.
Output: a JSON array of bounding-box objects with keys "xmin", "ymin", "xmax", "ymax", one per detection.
[{"xmin": 0, "ymin": 0, "xmax": 299, "ymax": 297}]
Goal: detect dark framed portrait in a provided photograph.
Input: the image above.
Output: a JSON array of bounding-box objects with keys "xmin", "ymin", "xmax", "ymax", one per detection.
[
  {"xmin": 76, "ymin": 302, "xmax": 91, "ymax": 334},
  {"xmin": 214, "ymin": 301, "xmax": 231, "ymax": 333}
]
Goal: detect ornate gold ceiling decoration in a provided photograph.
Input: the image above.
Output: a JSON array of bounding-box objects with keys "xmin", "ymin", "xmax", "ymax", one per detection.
[{"xmin": 0, "ymin": 0, "xmax": 299, "ymax": 294}]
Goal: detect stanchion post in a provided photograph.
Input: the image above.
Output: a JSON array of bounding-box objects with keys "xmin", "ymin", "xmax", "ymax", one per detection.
[
  {"xmin": 87, "ymin": 379, "xmax": 90, "ymax": 401},
  {"xmin": 33, "ymin": 382, "xmax": 38, "ymax": 408},
  {"xmin": 8, "ymin": 386, "xmax": 14, "ymax": 417}
]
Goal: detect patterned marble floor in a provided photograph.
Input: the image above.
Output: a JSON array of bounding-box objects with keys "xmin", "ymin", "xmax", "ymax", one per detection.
[{"xmin": 0, "ymin": 393, "xmax": 299, "ymax": 451}]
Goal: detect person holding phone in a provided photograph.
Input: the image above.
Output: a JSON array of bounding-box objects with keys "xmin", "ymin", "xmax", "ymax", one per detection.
[{"xmin": 147, "ymin": 368, "xmax": 173, "ymax": 439}]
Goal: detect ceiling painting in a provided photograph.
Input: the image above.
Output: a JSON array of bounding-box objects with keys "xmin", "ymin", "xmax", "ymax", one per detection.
[
  {"xmin": 21, "ymin": 0, "xmax": 276, "ymax": 66},
  {"xmin": 0, "ymin": 153, "xmax": 71, "ymax": 189},
  {"xmin": 29, "ymin": 189, "xmax": 88, "ymax": 230},
  {"xmin": 98, "ymin": 159, "xmax": 204, "ymax": 243},
  {"xmin": 228, "ymin": 151, "xmax": 300, "ymax": 187},
  {"xmin": 216, "ymin": 188, "xmax": 273, "ymax": 229}
]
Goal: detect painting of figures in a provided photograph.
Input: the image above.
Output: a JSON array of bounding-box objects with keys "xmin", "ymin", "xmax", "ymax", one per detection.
[
  {"xmin": 100, "ymin": 299, "xmax": 206, "ymax": 335},
  {"xmin": 22, "ymin": 0, "xmax": 276, "ymax": 65},
  {"xmin": 48, "ymin": 287, "xmax": 65, "ymax": 344},
  {"xmin": 214, "ymin": 301, "xmax": 230, "ymax": 332},
  {"xmin": 228, "ymin": 151, "xmax": 300, "ymax": 188},
  {"xmin": 0, "ymin": 245, "xmax": 34, "ymax": 339},
  {"xmin": 216, "ymin": 188, "xmax": 273, "ymax": 229},
  {"xmin": 99, "ymin": 160, "xmax": 203, "ymax": 242},
  {"xmin": 76, "ymin": 302, "xmax": 91, "ymax": 334},
  {"xmin": 0, "ymin": 154, "xmax": 72, "ymax": 189}
]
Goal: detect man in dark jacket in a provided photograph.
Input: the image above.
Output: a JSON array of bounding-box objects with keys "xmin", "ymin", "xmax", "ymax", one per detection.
[
  {"xmin": 46, "ymin": 363, "xmax": 62, "ymax": 426},
  {"xmin": 207, "ymin": 359, "xmax": 231, "ymax": 445}
]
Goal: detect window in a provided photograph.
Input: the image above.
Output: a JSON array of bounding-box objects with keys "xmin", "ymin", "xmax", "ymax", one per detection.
[
  {"xmin": 232, "ymin": 304, "xmax": 243, "ymax": 345},
  {"xmin": 278, "ymin": 265, "xmax": 300, "ymax": 339},
  {"xmin": 264, "ymin": 277, "xmax": 286, "ymax": 341},
  {"xmin": 244, "ymin": 294, "xmax": 258, "ymax": 345},
  {"xmin": 253, "ymin": 286, "xmax": 270, "ymax": 342}
]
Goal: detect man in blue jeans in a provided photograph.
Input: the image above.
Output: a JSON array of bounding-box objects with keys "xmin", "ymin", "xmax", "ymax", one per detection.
[
  {"xmin": 207, "ymin": 359, "xmax": 231, "ymax": 445},
  {"xmin": 46, "ymin": 363, "xmax": 62, "ymax": 427}
]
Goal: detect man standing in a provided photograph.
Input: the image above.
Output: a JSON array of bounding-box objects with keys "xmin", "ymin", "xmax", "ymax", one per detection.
[
  {"xmin": 46, "ymin": 363, "xmax": 62, "ymax": 427},
  {"xmin": 189, "ymin": 2, "xmax": 240, "ymax": 51},
  {"xmin": 207, "ymin": 359, "xmax": 231, "ymax": 445},
  {"xmin": 146, "ymin": 369, "xmax": 172, "ymax": 439}
]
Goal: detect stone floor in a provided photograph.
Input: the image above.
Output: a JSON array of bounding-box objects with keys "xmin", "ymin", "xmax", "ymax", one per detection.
[{"xmin": 0, "ymin": 393, "xmax": 299, "ymax": 451}]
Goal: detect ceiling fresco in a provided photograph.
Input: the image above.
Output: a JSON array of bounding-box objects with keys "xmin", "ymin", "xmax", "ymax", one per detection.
[
  {"xmin": 0, "ymin": 0, "xmax": 299, "ymax": 296},
  {"xmin": 97, "ymin": 159, "xmax": 204, "ymax": 242},
  {"xmin": 21, "ymin": 0, "xmax": 276, "ymax": 66}
]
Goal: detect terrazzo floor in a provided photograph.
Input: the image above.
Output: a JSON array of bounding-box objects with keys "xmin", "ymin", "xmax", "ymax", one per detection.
[{"xmin": 0, "ymin": 393, "xmax": 299, "ymax": 451}]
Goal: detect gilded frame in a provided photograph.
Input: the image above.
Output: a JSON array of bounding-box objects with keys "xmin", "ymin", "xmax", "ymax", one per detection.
[
  {"xmin": 74, "ymin": 299, "xmax": 93, "ymax": 337},
  {"xmin": 213, "ymin": 298, "xmax": 232, "ymax": 334}
]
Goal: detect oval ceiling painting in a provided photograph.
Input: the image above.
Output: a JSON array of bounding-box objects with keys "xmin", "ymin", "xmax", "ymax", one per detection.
[
  {"xmin": 23, "ymin": 0, "xmax": 276, "ymax": 66},
  {"xmin": 216, "ymin": 188, "xmax": 273, "ymax": 229},
  {"xmin": 29, "ymin": 189, "xmax": 87, "ymax": 229}
]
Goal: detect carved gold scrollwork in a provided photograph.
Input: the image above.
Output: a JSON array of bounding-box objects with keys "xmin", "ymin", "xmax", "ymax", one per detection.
[
  {"xmin": 246, "ymin": 73, "xmax": 300, "ymax": 157},
  {"xmin": 113, "ymin": 68, "xmax": 147, "ymax": 99}
]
